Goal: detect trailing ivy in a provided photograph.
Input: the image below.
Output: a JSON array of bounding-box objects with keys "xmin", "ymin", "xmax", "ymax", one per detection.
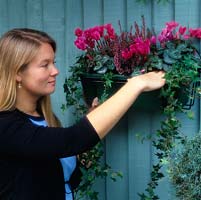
[
  {"xmin": 62, "ymin": 64, "xmax": 123, "ymax": 200},
  {"xmin": 138, "ymin": 58, "xmax": 200, "ymax": 199}
]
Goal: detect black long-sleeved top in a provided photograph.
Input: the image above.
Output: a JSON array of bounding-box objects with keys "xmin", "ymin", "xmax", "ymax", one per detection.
[{"xmin": 0, "ymin": 109, "xmax": 100, "ymax": 200}]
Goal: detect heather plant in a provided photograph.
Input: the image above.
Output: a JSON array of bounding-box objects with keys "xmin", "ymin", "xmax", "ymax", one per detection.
[{"xmin": 74, "ymin": 16, "xmax": 154, "ymax": 76}]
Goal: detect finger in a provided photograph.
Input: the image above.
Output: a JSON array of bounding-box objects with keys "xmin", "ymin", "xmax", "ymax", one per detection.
[{"xmin": 92, "ymin": 97, "xmax": 99, "ymax": 107}]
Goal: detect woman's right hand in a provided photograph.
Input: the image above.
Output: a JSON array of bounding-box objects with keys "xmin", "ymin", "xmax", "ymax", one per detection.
[{"xmin": 129, "ymin": 71, "xmax": 166, "ymax": 92}]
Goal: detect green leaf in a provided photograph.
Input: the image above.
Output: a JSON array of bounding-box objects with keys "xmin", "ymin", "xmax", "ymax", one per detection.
[
  {"xmin": 163, "ymin": 52, "xmax": 177, "ymax": 64},
  {"xmin": 93, "ymin": 61, "xmax": 103, "ymax": 71},
  {"xmin": 96, "ymin": 66, "xmax": 107, "ymax": 74},
  {"xmin": 167, "ymin": 49, "xmax": 182, "ymax": 60},
  {"xmin": 186, "ymin": 111, "xmax": 194, "ymax": 119}
]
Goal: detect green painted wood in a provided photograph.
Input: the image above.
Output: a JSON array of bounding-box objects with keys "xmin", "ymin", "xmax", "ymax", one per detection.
[
  {"xmin": 105, "ymin": 116, "xmax": 129, "ymax": 200},
  {"xmin": 0, "ymin": 0, "xmax": 9, "ymax": 35},
  {"xmin": 103, "ymin": 0, "xmax": 126, "ymax": 30},
  {"xmin": 152, "ymin": 112, "xmax": 171, "ymax": 199},
  {"xmin": 0, "ymin": 0, "xmax": 200, "ymax": 199},
  {"xmin": 127, "ymin": 108, "xmax": 154, "ymax": 199},
  {"xmin": 151, "ymin": 1, "xmax": 174, "ymax": 199},
  {"xmin": 42, "ymin": 0, "xmax": 66, "ymax": 124},
  {"xmin": 103, "ymin": 1, "xmax": 129, "ymax": 199},
  {"xmin": 64, "ymin": 0, "xmax": 83, "ymax": 126},
  {"xmin": 26, "ymin": 0, "xmax": 43, "ymax": 29},
  {"xmin": 7, "ymin": 0, "xmax": 26, "ymax": 28},
  {"xmin": 153, "ymin": 0, "xmax": 174, "ymax": 32},
  {"xmin": 83, "ymin": 0, "xmax": 103, "ymax": 27},
  {"xmin": 82, "ymin": 1, "xmax": 106, "ymax": 199},
  {"xmin": 175, "ymin": 0, "xmax": 200, "ymax": 26},
  {"xmin": 126, "ymin": 1, "xmax": 153, "ymax": 199},
  {"xmin": 127, "ymin": 0, "xmax": 152, "ymax": 29},
  {"xmin": 65, "ymin": 0, "xmax": 83, "ymax": 69}
]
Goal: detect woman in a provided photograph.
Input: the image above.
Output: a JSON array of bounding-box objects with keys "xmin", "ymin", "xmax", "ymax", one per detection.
[{"xmin": 0, "ymin": 28, "xmax": 165, "ymax": 200}]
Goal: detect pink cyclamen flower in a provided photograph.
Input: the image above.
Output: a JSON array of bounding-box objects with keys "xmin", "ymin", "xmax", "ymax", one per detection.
[
  {"xmin": 166, "ymin": 21, "xmax": 179, "ymax": 32},
  {"xmin": 74, "ymin": 37, "xmax": 87, "ymax": 50},
  {"xmin": 121, "ymin": 48, "xmax": 133, "ymax": 60},
  {"xmin": 104, "ymin": 24, "xmax": 116, "ymax": 39},
  {"xmin": 133, "ymin": 38, "xmax": 150, "ymax": 55},
  {"xmin": 189, "ymin": 28, "xmax": 201, "ymax": 38},
  {"xmin": 150, "ymin": 36, "xmax": 157, "ymax": 45},
  {"xmin": 91, "ymin": 30, "xmax": 101, "ymax": 41},
  {"xmin": 98, "ymin": 26, "xmax": 104, "ymax": 37},
  {"xmin": 182, "ymin": 34, "xmax": 191, "ymax": 40},
  {"xmin": 179, "ymin": 26, "xmax": 187, "ymax": 35},
  {"xmin": 74, "ymin": 28, "xmax": 83, "ymax": 37},
  {"xmin": 158, "ymin": 27, "xmax": 174, "ymax": 43}
]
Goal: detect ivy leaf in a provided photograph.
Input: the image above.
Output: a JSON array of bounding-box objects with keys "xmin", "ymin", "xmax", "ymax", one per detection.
[{"xmin": 186, "ymin": 111, "xmax": 194, "ymax": 119}]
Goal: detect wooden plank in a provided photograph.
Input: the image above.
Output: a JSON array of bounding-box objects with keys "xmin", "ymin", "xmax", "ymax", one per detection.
[
  {"xmin": 102, "ymin": 1, "xmax": 128, "ymax": 199},
  {"xmin": 153, "ymin": 0, "xmax": 174, "ymax": 33},
  {"xmin": 127, "ymin": 108, "xmax": 153, "ymax": 199},
  {"xmin": 26, "ymin": 0, "xmax": 43, "ymax": 29},
  {"xmin": 103, "ymin": 0, "xmax": 126, "ymax": 30},
  {"xmin": 175, "ymin": 0, "xmax": 200, "ymax": 27},
  {"xmin": 151, "ymin": 1, "xmax": 174, "ymax": 199},
  {"xmin": 127, "ymin": 0, "xmax": 152, "ymax": 30},
  {"xmin": 0, "ymin": 1, "xmax": 197, "ymax": 199},
  {"xmin": 0, "ymin": 0, "xmax": 9, "ymax": 35},
  {"xmin": 82, "ymin": 1, "xmax": 106, "ymax": 199},
  {"xmin": 65, "ymin": 0, "xmax": 83, "ymax": 71},
  {"xmin": 42, "ymin": 0, "xmax": 66, "ymax": 125},
  {"xmin": 126, "ymin": 1, "xmax": 153, "ymax": 199},
  {"xmin": 63, "ymin": 0, "xmax": 84, "ymax": 127},
  {"xmin": 151, "ymin": 111, "xmax": 170, "ymax": 199},
  {"xmin": 43, "ymin": 0, "xmax": 65, "ymax": 31},
  {"xmin": 105, "ymin": 116, "xmax": 129, "ymax": 200},
  {"xmin": 8, "ymin": 0, "xmax": 26, "ymax": 28},
  {"xmin": 83, "ymin": 0, "xmax": 103, "ymax": 27}
]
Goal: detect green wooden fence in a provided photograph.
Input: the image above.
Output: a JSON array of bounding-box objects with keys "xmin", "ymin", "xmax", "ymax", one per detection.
[{"xmin": 0, "ymin": 0, "xmax": 200, "ymax": 199}]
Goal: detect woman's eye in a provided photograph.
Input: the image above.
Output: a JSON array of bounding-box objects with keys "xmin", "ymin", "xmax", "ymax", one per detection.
[{"xmin": 41, "ymin": 63, "xmax": 49, "ymax": 68}]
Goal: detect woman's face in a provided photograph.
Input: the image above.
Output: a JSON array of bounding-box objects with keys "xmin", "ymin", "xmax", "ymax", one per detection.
[{"xmin": 16, "ymin": 42, "xmax": 59, "ymax": 99}]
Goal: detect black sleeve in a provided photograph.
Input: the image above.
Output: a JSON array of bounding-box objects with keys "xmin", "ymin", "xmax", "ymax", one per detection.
[{"xmin": 0, "ymin": 113, "xmax": 100, "ymax": 159}]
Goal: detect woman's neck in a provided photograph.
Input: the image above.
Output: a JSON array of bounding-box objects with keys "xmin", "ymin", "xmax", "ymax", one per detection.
[
  {"xmin": 16, "ymin": 101, "xmax": 40, "ymax": 117},
  {"xmin": 16, "ymin": 92, "xmax": 41, "ymax": 117}
]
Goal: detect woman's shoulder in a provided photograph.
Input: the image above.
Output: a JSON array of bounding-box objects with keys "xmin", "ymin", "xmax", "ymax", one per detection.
[
  {"xmin": 0, "ymin": 109, "xmax": 17, "ymax": 118},
  {"xmin": 0, "ymin": 109, "xmax": 30, "ymax": 126},
  {"xmin": 0, "ymin": 109, "xmax": 26, "ymax": 118}
]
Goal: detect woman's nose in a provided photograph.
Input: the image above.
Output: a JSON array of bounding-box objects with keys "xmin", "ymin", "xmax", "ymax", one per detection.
[{"xmin": 51, "ymin": 64, "xmax": 59, "ymax": 76}]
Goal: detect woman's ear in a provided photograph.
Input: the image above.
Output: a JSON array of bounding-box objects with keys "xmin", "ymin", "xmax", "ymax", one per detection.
[
  {"xmin": 16, "ymin": 73, "xmax": 23, "ymax": 89},
  {"xmin": 16, "ymin": 73, "xmax": 22, "ymax": 82}
]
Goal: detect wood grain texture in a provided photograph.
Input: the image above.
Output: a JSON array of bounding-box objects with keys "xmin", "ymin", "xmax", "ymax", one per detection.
[{"xmin": 0, "ymin": 0, "xmax": 200, "ymax": 199}]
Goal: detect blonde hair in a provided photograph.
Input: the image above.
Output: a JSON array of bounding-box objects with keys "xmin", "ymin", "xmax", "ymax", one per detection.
[{"xmin": 0, "ymin": 28, "xmax": 60, "ymax": 127}]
